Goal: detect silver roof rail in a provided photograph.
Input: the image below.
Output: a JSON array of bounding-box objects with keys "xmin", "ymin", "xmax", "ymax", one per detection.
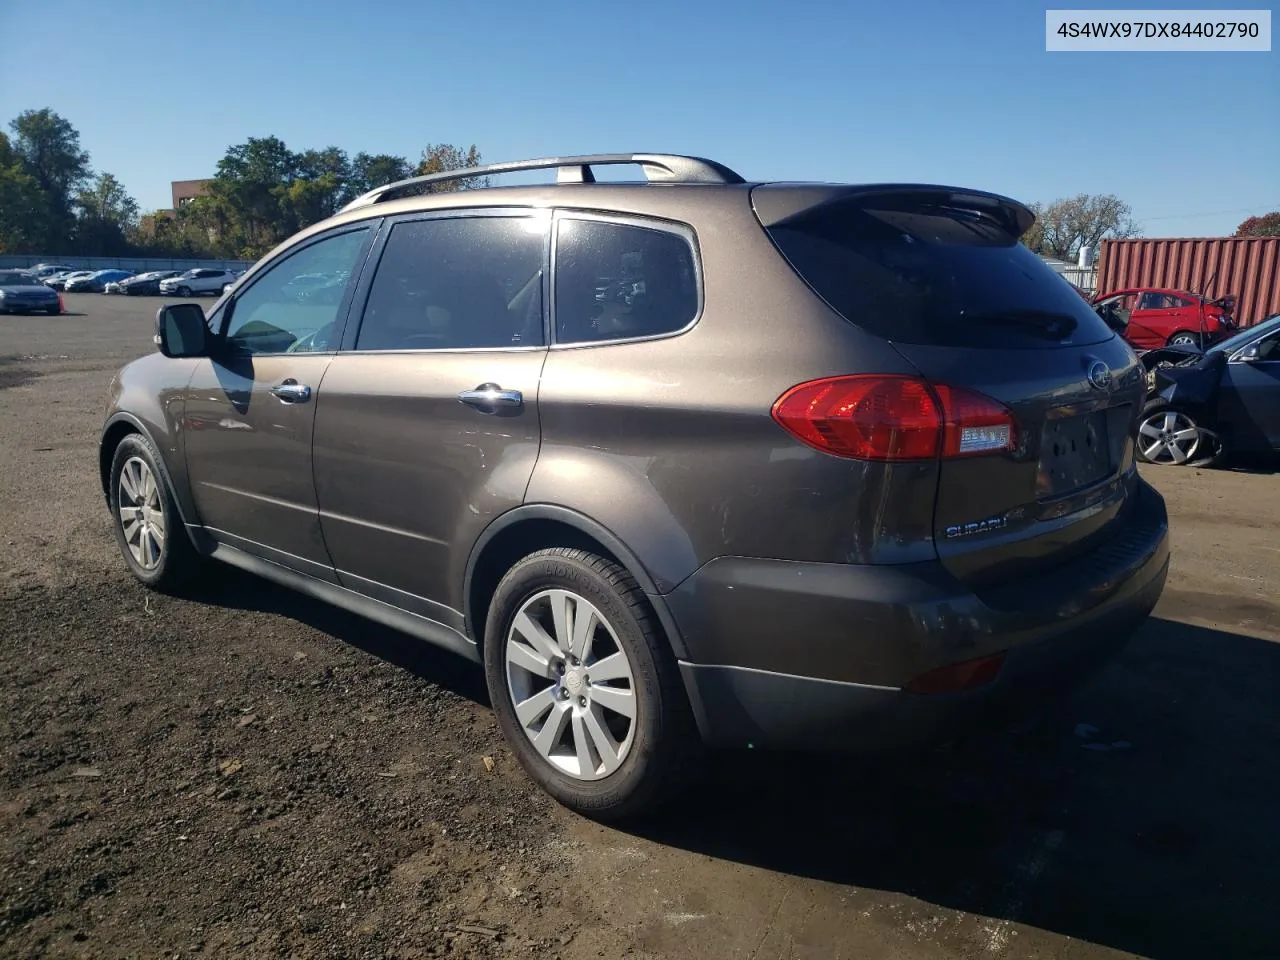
[{"xmin": 339, "ymin": 153, "xmax": 746, "ymax": 212}]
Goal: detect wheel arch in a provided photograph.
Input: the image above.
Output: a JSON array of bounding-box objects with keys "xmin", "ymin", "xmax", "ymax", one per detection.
[
  {"xmin": 463, "ymin": 505, "xmax": 690, "ymax": 660},
  {"xmin": 99, "ymin": 413, "xmax": 200, "ymax": 539}
]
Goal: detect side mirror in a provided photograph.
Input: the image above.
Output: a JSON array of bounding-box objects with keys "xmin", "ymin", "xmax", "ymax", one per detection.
[{"xmin": 154, "ymin": 303, "xmax": 210, "ymax": 358}]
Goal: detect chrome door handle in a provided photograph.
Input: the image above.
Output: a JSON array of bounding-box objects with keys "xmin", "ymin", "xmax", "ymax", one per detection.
[
  {"xmin": 458, "ymin": 383, "xmax": 523, "ymax": 413},
  {"xmin": 270, "ymin": 379, "xmax": 312, "ymax": 403}
]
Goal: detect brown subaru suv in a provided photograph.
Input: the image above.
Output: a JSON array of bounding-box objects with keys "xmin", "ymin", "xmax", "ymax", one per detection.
[{"xmin": 99, "ymin": 154, "xmax": 1170, "ymax": 819}]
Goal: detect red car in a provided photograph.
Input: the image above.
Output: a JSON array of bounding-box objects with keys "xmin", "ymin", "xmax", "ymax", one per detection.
[{"xmin": 1092, "ymin": 286, "xmax": 1235, "ymax": 350}]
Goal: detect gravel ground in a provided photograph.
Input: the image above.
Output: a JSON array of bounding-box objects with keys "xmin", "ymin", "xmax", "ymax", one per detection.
[{"xmin": 2, "ymin": 294, "xmax": 1279, "ymax": 960}]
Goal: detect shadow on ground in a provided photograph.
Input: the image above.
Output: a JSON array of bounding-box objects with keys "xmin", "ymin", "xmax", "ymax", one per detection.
[
  {"xmin": 623, "ymin": 618, "xmax": 1280, "ymax": 960},
  {"xmin": 170, "ymin": 567, "xmax": 1280, "ymax": 959},
  {"xmin": 182, "ymin": 565, "xmax": 490, "ymax": 707}
]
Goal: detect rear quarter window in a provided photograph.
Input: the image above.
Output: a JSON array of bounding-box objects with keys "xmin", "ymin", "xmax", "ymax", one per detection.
[
  {"xmin": 766, "ymin": 199, "xmax": 1117, "ymax": 349},
  {"xmin": 554, "ymin": 218, "xmax": 698, "ymax": 344}
]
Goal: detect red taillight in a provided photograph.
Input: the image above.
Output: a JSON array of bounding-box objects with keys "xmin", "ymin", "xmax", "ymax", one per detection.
[
  {"xmin": 904, "ymin": 652, "xmax": 1005, "ymax": 695},
  {"xmin": 771, "ymin": 375, "xmax": 1016, "ymax": 461}
]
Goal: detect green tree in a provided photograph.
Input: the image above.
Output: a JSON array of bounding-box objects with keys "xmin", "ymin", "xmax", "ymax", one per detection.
[
  {"xmin": 347, "ymin": 152, "xmax": 413, "ymax": 201},
  {"xmin": 203, "ymin": 135, "xmax": 299, "ymax": 256},
  {"xmin": 284, "ymin": 147, "xmax": 351, "ymax": 225},
  {"xmin": 1234, "ymin": 212, "xmax": 1280, "ymax": 237},
  {"xmin": 74, "ymin": 172, "xmax": 140, "ymax": 254},
  {"xmin": 0, "ymin": 132, "xmax": 48, "ymax": 253},
  {"xmin": 1021, "ymin": 193, "xmax": 1139, "ymax": 260},
  {"xmin": 8, "ymin": 108, "xmax": 92, "ymax": 249}
]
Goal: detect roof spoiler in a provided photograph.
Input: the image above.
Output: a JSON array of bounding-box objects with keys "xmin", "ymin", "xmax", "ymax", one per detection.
[{"xmin": 751, "ymin": 184, "xmax": 1036, "ymax": 239}]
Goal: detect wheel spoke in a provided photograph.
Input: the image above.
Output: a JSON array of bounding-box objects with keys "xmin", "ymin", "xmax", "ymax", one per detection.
[
  {"xmin": 590, "ymin": 684, "xmax": 635, "ymax": 720},
  {"xmin": 141, "ymin": 469, "xmax": 157, "ymax": 506},
  {"xmin": 571, "ymin": 711, "xmax": 597, "ymax": 778},
  {"xmin": 514, "ymin": 686, "xmax": 557, "ymax": 727},
  {"xmin": 549, "ymin": 590, "xmax": 574, "ymax": 655},
  {"xmin": 1142, "ymin": 439, "xmax": 1165, "ymax": 459},
  {"xmin": 583, "ymin": 704, "xmax": 623, "ymax": 775},
  {"xmin": 531, "ymin": 701, "xmax": 572, "ymax": 758},
  {"xmin": 1169, "ymin": 442, "xmax": 1189, "ymax": 464},
  {"xmin": 1163, "ymin": 412, "xmax": 1177, "ymax": 432},
  {"xmin": 138, "ymin": 527, "xmax": 155, "ymax": 567},
  {"xmin": 512, "ymin": 611, "xmax": 561, "ymax": 661},
  {"xmin": 507, "ymin": 639, "xmax": 552, "ymax": 679},
  {"xmin": 119, "ymin": 463, "xmax": 140, "ymax": 501},
  {"xmin": 121, "ymin": 517, "xmax": 140, "ymax": 547},
  {"xmin": 569, "ymin": 604, "xmax": 598, "ymax": 661},
  {"xmin": 1173, "ymin": 427, "xmax": 1199, "ymax": 442},
  {"xmin": 588, "ymin": 651, "xmax": 631, "ymax": 683},
  {"xmin": 1139, "ymin": 421, "xmax": 1162, "ymax": 439}
]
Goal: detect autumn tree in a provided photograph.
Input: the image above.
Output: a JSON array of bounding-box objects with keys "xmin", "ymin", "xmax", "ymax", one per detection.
[
  {"xmin": 414, "ymin": 143, "xmax": 488, "ymax": 191},
  {"xmin": 1234, "ymin": 212, "xmax": 1280, "ymax": 237},
  {"xmin": 1021, "ymin": 193, "xmax": 1139, "ymax": 260}
]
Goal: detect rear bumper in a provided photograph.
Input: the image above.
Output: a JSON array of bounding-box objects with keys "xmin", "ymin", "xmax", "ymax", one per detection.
[{"xmin": 671, "ymin": 479, "xmax": 1169, "ymax": 752}]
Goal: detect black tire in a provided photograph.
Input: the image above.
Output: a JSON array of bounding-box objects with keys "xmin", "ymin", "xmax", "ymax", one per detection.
[
  {"xmin": 46, "ymin": 305, "xmax": 60, "ymax": 315},
  {"xmin": 1167, "ymin": 331, "xmax": 1201, "ymax": 349},
  {"xmin": 176, "ymin": 285, "xmax": 192, "ymax": 297},
  {"xmin": 483, "ymin": 547, "xmax": 698, "ymax": 821},
  {"xmin": 108, "ymin": 432, "xmax": 201, "ymax": 591}
]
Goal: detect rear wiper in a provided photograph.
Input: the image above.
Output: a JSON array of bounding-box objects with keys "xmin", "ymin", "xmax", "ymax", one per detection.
[{"xmin": 961, "ymin": 309, "xmax": 1079, "ymax": 339}]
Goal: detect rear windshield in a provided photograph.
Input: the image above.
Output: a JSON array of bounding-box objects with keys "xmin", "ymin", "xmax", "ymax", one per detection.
[{"xmin": 765, "ymin": 198, "xmax": 1116, "ymax": 349}]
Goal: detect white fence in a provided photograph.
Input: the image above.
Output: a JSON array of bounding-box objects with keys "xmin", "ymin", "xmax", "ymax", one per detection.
[{"xmin": 1, "ymin": 255, "xmax": 255, "ymax": 273}]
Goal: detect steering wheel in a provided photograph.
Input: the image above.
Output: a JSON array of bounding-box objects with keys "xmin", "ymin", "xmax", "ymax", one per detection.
[{"xmin": 286, "ymin": 321, "xmax": 335, "ymax": 353}]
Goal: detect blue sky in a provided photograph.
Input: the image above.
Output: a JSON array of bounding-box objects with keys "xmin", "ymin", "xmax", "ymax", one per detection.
[{"xmin": 2, "ymin": 0, "xmax": 1275, "ymax": 236}]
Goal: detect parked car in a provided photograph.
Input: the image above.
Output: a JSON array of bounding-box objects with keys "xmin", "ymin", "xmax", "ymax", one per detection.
[
  {"xmin": 47, "ymin": 270, "xmax": 93, "ymax": 291},
  {"xmin": 65, "ymin": 269, "xmax": 135, "ymax": 293},
  {"xmin": 158, "ymin": 268, "xmax": 237, "ymax": 297},
  {"xmin": 0, "ymin": 270, "xmax": 62, "ymax": 315},
  {"xmin": 1092, "ymin": 286, "xmax": 1237, "ymax": 350},
  {"xmin": 119, "ymin": 270, "xmax": 183, "ymax": 296},
  {"xmin": 99, "ymin": 153, "xmax": 1170, "ymax": 819},
  {"xmin": 1136, "ymin": 312, "xmax": 1280, "ymax": 465},
  {"xmin": 27, "ymin": 263, "xmax": 76, "ymax": 280}
]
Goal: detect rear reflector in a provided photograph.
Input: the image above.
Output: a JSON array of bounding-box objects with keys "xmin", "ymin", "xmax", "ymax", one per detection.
[
  {"xmin": 771, "ymin": 375, "xmax": 1016, "ymax": 461},
  {"xmin": 904, "ymin": 653, "xmax": 1005, "ymax": 695}
]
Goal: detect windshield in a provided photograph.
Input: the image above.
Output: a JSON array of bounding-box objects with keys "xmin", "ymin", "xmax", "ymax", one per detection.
[{"xmin": 1209, "ymin": 313, "xmax": 1280, "ymax": 355}]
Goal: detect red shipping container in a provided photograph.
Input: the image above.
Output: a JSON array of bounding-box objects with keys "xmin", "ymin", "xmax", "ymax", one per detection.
[{"xmin": 1096, "ymin": 237, "xmax": 1280, "ymax": 328}]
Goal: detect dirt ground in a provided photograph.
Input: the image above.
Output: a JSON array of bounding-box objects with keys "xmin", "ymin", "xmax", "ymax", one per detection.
[{"xmin": 2, "ymin": 294, "xmax": 1278, "ymax": 960}]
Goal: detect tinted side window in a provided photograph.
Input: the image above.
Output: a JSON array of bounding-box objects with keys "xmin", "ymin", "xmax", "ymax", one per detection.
[
  {"xmin": 554, "ymin": 218, "xmax": 698, "ymax": 344},
  {"xmin": 355, "ymin": 216, "xmax": 547, "ymax": 351},
  {"xmin": 224, "ymin": 227, "xmax": 370, "ymax": 354}
]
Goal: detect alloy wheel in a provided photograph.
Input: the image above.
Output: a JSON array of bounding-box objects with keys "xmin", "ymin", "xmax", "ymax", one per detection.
[
  {"xmin": 1137, "ymin": 410, "xmax": 1201, "ymax": 464},
  {"xmin": 118, "ymin": 456, "xmax": 165, "ymax": 569},
  {"xmin": 1170, "ymin": 333, "xmax": 1198, "ymax": 346},
  {"xmin": 504, "ymin": 589, "xmax": 637, "ymax": 781}
]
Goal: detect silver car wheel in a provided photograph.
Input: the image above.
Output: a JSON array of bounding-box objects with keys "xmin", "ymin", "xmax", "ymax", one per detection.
[
  {"xmin": 118, "ymin": 456, "xmax": 165, "ymax": 569},
  {"xmin": 504, "ymin": 588, "xmax": 637, "ymax": 781},
  {"xmin": 1170, "ymin": 333, "xmax": 1198, "ymax": 346},
  {"xmin": 1138, "ymin": 410, "xmax": 1201, "ymax": 465}
]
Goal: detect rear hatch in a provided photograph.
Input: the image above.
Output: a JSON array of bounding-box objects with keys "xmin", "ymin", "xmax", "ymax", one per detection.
[{"xmin": 754, "ymin": 185, "xmax": 1146, "ymax": 591}]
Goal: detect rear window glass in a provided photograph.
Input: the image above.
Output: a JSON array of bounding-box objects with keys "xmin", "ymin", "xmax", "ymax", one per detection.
[
  {"xmin": 555, "ymin": 218, "xmax": 698, "ymax": 344},
  {"xmin": 766, "ymin": 199, "xmax": 1116, "ymax": 349}
]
